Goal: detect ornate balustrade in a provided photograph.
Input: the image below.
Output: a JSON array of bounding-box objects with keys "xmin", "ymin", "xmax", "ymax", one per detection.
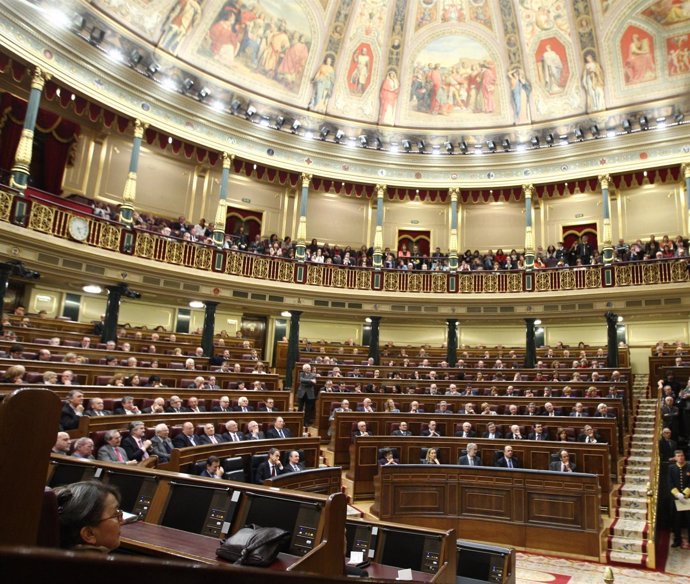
[{"xmin": 1, "ymin": 187, "xmax": 689, "ymax": 294}]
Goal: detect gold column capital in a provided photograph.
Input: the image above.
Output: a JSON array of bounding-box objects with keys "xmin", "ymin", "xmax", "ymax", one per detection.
[
  {"xmin": 222, "ymin": 151, "xmax": 235, "ymax": 169},
  {"xmin": 30, "ymin": 67, "xmax": 51, "ymax": 91},
  {"xmin": 682, "ymin": 162, "xmax": 690, "ymax": 179},
  {"xmin": 522, "ymin": 184, "xmax": 535, "ymax": 199},
  {"xmin": 375, "ymin": 183, "xmax": 387, "ymax": 198},
  {"xmin": 598, "ymin": 174, "xmax": 611, "ymax": 190},
  {"xmin": 448, "ymin": 187, "xmax": 459, "ymax": 201},
  {"xmin": 301, "ymin": 173, "xmax": 312, "ymax": 188},
  {"xmin": 132, "ymin": 119, "xmax": 148, "ymax": 139}
]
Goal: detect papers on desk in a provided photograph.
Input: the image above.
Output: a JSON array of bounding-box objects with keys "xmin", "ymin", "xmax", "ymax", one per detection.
[
  {"xmin": 347, "ymin": 551, "xmax": 364, "ymax": 565},
  {"xmin": 121, "ymin": 511, "xmax": 139, "ymax": 524},
  {"xmin": 396, "ymin": 568, "xmax": 413, "ymax": 580},
  {"xmin": 676, "ymin": 497, "xmax": 690, "ymax": 512}
]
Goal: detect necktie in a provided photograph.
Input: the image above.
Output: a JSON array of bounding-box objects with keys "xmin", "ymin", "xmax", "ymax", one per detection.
[
  {"xmin": 562, "ymin": 464, "xmax": 566, "ymax": 472},
  {"xmin": 115, "ymin": 448, "xmax": 124, "ymax": 462},
  {"xmin": 278, "ymin": 429, "xmax": 284, "ymax": 438},
  {"xmin": 271, "ymin": 465, "xmax": 276, "ymax": 477},
  {"xmin": 97, "ymin": 411, "xmax": 103, "ymax": 416},
  {"xmin": 164, "ymin": 440, "xmax": 171, "ymax": 453},
  {"xmin": 292, "ymin": 464, "xmax": 299, "ymax": 472},
  {"xmin": 508, "ymin": 459, "xmax": 513, "ymax": 468},
  {"xmin": 189, "ymin": 436, "xmax": 196, "ymax": 446},
  {"xmin": 137, "ymin": 438, "xmax": 149, "ymax": 459},
  {"xmin": 211, "ymin": 436, "xmax": 217, "ymax": 444},
  {"xmin": 469, "ymin": 458, "xmax": 473, "ymax": 466},
  {"xmin": 587, "ymin": 437, "xmax": 591, "ymax": 443}
]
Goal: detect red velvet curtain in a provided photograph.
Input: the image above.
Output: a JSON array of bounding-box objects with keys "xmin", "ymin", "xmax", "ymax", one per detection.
[
  {"xmin": 225, "ymin": 206, "xmax": 263, "ymax": 240},
  {"xmin": 0, "ymin": 92, "xmax": 81, "ymax": 193},
  {"xmin": 397, "ymin": 229, "xmax": 431, "ymax": 256},
  {"xmin": 562, "ymin": 222, "xmax": 598, "ymax": 251}
]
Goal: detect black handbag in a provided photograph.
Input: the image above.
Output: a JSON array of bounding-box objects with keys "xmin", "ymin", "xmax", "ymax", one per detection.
[{"xmin": 216, "ymin": 524, "xmax": 291, "ymax": 566}]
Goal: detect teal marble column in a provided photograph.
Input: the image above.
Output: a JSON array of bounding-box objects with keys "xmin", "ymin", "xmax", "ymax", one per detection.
[
  {"xmin": 119, "ymin": 119, "xmax": 147, "ymax": 226},
  {"xmin": 295, "ymin": 173, "xmax": 311, "ymax": 261},
  {"xmin": 523, "ymin": 184, "xmax": 535, "ymax": 270},
  {"xmin": 372, "ymin": 184, "xmax": 386, "ymax": 269},
  {"xmin": 448, "ymin": 187, "xmax": 459, "ymax": 271},
  {"xmin": 599, "ymin": 174, "xmax": 613, "ymax": 264},
  {"xmin": 213, "ymin": 152, "xmax": 233, "ymax": 248}
]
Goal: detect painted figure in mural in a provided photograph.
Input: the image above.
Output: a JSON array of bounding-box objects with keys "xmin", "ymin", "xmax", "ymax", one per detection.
[
  {"xmin": 540, "ymin": 44, "xmax": 564, "ymax": 93},
  {"xmin": 260, "ymin": 21, "xmax": 291, "ymax": 78},
  {"xmin": 309, "ymin": 56, "xmax": 335, "ymax": 112},
  {"xmin": 427, "ymin": 63, "xmax": 443, "ymax": 113},
  {"xmin": 625, "ymin": 33, "xmax": 656, "ymax": 83},
  {"xmin": 160, "ymin": 0, "xmax": 202, "ymax": 55},
  {"xmin": 477, "ymin": 61, "xmax": 496, "ymax": 112},
  {"xmin": 350, "ymin": 47, "xmax": 371, "ymax": 94},
  {"xmin": 582, "ymin": 52, "xmax": 605, "ymax": 112},
  {"xmin": 508, "ymin": 66, "xmax": 531, "ymax": 124},
  {"xmin": 378, "ymin": 70, "xmax": 400, "ymax": 125},
  {"xmin": 277, "ymin": 33, "xmax": 309, "ymax": 90}
]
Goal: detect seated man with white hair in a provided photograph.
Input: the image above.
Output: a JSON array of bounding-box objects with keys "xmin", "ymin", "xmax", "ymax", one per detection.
[
  {"xmin": 150, "ymin": 423, "xmax": 174, "ymax": 462},
  {"xmin": 71, "ymin": 437, "xmax": 95, "ymax": 460}
]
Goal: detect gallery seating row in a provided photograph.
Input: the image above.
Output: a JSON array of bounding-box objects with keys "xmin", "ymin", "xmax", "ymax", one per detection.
[
  {"xmin": 649, "ymin": 356, "xmax": 690, "ymax": 382},
  {"xmin": 346, "ymin": 435, "xmax": 612, "ymax": 509},
  {"xmin": 328, "ymin": 411, "xmax": 620, "ymax": 469}
]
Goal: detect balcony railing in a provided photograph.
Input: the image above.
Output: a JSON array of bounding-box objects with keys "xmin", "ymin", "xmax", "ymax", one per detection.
[{"xmin": 1, "ymin": 187, "xmax": 689, "ymax": 294}]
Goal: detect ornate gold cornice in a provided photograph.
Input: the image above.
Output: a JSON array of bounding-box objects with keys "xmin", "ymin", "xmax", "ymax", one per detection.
[
  {"xmin": 132, "ymin": 119, "xmax": 148, "ymax": 139},
  {"xmin": 449, "ymin": 187, "xmax": 459, "ymax": 202},
  {"xmin": 375, "ymin": 184, "xmax": 386, "ymax": 198},
  {"xmin": 522, "ymin": 184, "xmax": 535, "ymax": 199},
  {"xmin": 222, "ymin": 152, "xmax": 234, "ymax": 170},
  {"xmin": 598, "ymin": 174, "xmax": 611, "ymax": 190},
  {"xmin": 30, "ymin": 66, "xmax": 50, "ymax": 91},
  {"xmin": 301, "ymin": 173, "xmax": 312, "ymax": 188}
]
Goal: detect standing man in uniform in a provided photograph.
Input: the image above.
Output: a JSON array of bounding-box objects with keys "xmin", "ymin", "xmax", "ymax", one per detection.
[{"xmin": 669, "ymin": 449, "xmax": 690, "ymax": 547}]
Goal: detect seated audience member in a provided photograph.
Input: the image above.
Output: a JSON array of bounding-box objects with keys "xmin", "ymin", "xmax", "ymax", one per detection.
[
  {"xmin": 378, "ymin": 447, "xmax": 399, "ymax": 466},
  {"xmin": 550, "ymin": 449, "xmax": 576, "ymax": 472},
  {"xmin": 329, "ymin": 399, "xmax": 352, "ymax": 423},
  {"xmin": 71, "ymin": 437, "xmax": 95, "ymax": 460},
  {"xmin": 528, "ymin": 423, "xmax": 548, "ymax": 441},
  {"xmin": 284, "ymin": 450, "xmax": 305, "ymax": 473},
  {"xmin": 595, "ymin": 403, "xmax": 615, "ymax": 418},
  {"xmin": 121, "ymin": 421, "xmax": 153, "ymax": 462},
  {"xmin": 172, "ymin": 421, "xmax": 200, "ymax": 448},
  {"xmin": 245, "ymin": 420, "xmax": 266, "ymax": 440},
  {"xmin": 114, "ymin": 396, "xmax": 141, "ymax": 416},
  {"xmin": 1, "ymin": 364, "xmax": 25, "ymax": 384},
  {"xmin": 184, "ymin": 358, "xmax": 196, "ymax": 370},
  {"xmin": 267, "ymin": 416, "xmax": 292, "ymax": 439},
  {"xmin": 408, "ymin": 400, "xmax": 424, "ymax": 413},
  {"xmin": 212, "ymin": 396, "xmax": 233, "ymax": 412},
  {"xmin": 659, "ymin": 427, "xmax": 677, "ymax": 463},
  {"xmin": 165, "ymin": 396, "xmax": 184, "ymax": 413},
  {"xmin": 543, "ymin": 402, "xmax": 561, "ymax": 416},
  {"xmin": 422, "ymin": 420, "xmax": 442, "ymax": 437},
  {"xmin": 184, "ymin": 396, "xmax": 206, "ymax": 413},
  {"xmin": 207, "ymin": 376, "xmax": 220, "ymax": 390},
  {"xmin": 357, "ymin": 398, "xmax": 375, "ymax": 413},
  {"xmin": 556, "ymin": 428, "xmax": 572, "ymax": 442},
  {"xmin": 142, "ymin": 397, "xmax": 166, "ymax": 414},
  {"xmin": 188, "ymin": 376, "xmax": 210, "ymax": 390},
  {"xmin": 84, "ymin": 398, "xmax": 110, "ymax": 417},
  {"xmin": 391, "ymin": 421, "xmax": 412, "ymax": 436},
  {"xmin": 43, "ymin": 370, "xmax": 58, "ymax": 385},
  {"xmin": 496, "ymin": 445, "xmax": 520, "ymax": 469},
  {"xmin": 55, "ymin": 481, "xmax": 122, "ymax": 552},
  {"xmin": 455, "ymin": 421, "xmax": 476, "ymax": 438},
  {"xmin": 53, "ymin": 431, "xmax": 71, "ymax": 454},
  {"xmin": 97, "ymin": 430, "xmax": 136, "ymax": 464},
  {"xmin": 233, "ymin": 396, "xmax": 254, "ymax": 412},
  {"xmin": 435, "ymin": 400, "xmax": 453, "ymax": 414},
  {"xmin": 507, "ymin": 424, "xmax": 523, "ymax": 440},
  {"xmin": 577, "ymin": 425, "xmax": 600, "ymax": 444},
  {"xmin": 199, "ymin": 422, "xmax": 225, "ymax": 445},
  {"xmin": 458, "ymin": 443, "xmax": 481, "ymax": 466},
  {"xmin": 383, "ymin": 398, "xmax": 400, "ymax": 413},
  {"xmin": 107, "ymin": 373, "xmax": 125, "ymax": 387},
  {"xmin": 255, "ymin": 448, "xmax": 283, "ymax": 482},
  {"xmin": 199, "ymin": 455, "xmax": 224, "ymax": 479},
  {"xmin": 60, "ymin": 390, "xmax": 84, "ymax": 431},
  {"xmin": 222, "ymin": 420, "xmax": 244, "ymax": 442},
  {"xmin": 150, "ymin": 424, "xmax": 174, "ymax": 462},
  {"xmin": 258, "ymin": 398, "xmax": 276, "ymax": 413},
  {"xmin": 482, "ymin": 422, "xmax": 502, "ymax": 439},
  {"xmin": 570, "ymin": 402, "xmax": 589, "ymax": 417},
  {"xmin": 352, "ymin": 420, "xmax": 370, "ymax": 438},
  {"xmin": 424, "ymin": 447, "xmax": 441, "ymax": 465}
]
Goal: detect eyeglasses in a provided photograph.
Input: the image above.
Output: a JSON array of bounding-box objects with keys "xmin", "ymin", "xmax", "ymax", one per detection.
[{"xmin": 98, "ymin": 509, "xmax": 124, "ymax": 523}]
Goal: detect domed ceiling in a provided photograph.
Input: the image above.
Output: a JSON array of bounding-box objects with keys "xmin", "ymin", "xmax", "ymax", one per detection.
[{"xmin": 81, "ymin": 0, "xmax": 689, "ymax": 135}]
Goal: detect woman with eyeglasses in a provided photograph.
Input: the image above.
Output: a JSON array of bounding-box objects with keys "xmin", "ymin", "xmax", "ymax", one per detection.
[{"xmin": 54, "ymin": 481, "xmax": 122, "ymax": 552}]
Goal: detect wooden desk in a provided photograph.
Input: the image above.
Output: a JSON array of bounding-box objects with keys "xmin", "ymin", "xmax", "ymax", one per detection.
[
  {"xmin": 372, "ymin": 465, "xmax": 602, "ymax": 560},
  {"xmin": 346, "ymin": 435, "xmax": 612, "ymax": 510},
  {"xmin": 264, "ymin": 466, "xmax": 342, "ymax": 495}
]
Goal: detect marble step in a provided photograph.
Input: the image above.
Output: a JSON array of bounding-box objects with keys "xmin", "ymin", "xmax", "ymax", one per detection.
[
  {"xmin": 607, "ymin": 550, "xmax": 646, "ymax": 566},
  {"xmin": 624, "ymin": 475, "xmax": 649, "ymax": 485},
  {"xmin": 610, "ymin": 518, "xmax": 647, "ymax": 538},
  {"xmin": 608, "ymin": 536, "xmax": 646, "ymax": 554},
  {"xmin": 619, "ymin": 495, "xmax": 647, "ymax": 507},
  {"xmin": 626, "ymin": 456, "xmax": 652, "ymax": 466},
  {"xmin": 624, "ymin": 466, "xmax": 650, "ymax": 477},
  {"xmin": 618, "ymin": 508, "xmax": 648, "ymax": 521},
  {"xmin": 621, "ymin": 486, "xmax": 648, "ymax": 498}
]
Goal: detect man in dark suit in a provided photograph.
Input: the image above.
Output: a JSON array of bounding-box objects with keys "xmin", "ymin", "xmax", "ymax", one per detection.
[
  {"xmin": 594, "ymin": 403, "xmax": 615, "ymax": 418},
  {"xmin": 455, "ymin": 421, "xmax": 476, "ymax": 438},
  {"xmin": 257, "ymin": 398, "xmax": 276, "ymax": 413},
  {"xmin": 283, "ymin": 450, "xmax": 305, "ymax": 473},
  {"xmin": 222, "ymin": 420, "xmax": 245, "ymax": 443},
  {"xmin": 60, "ymin": 390, "xmax": 84, "ymax": 431},
  {"xmin": 577, "ymin": 425, "xmax": 601, "ymax": 444},
  {"xmin": 233, "ymin": 396, "xmax": 254, "ymax": 413},
  {"xmin": 142, "ymin": 397, "xmax": 166, "ymax": 414},
  {"xmin": 542, "ymin": 402, "xmax": 562, "ymax": 417},
  {"xmin": 528, "ymin": 423, "xmax": 548, "ymax": 441},
  {"xmin": 569, "ymin": 402, "xmax": 589, "ymax": 417},
  {"xmin": 391, "ymin": 421, "xmax": 412, "ymax": 436},
  {"xmin": 266, "ymin": 417, "xmax": 292, "ymax": 439},
  {"xmin": 434, "ymin": 400, "xmax": 453, "ymax": 414},
  {"xmin": 245, "ymin": 420, "xmax": 266, "ymax": 440},
  {"xmin": 165, "ymin": 395, "xmax": 184, "ymax": 413},
  {"xmin": 458, "ymin": 443, "xmax": 481, "ymax": 466},
  {"xmin": 352, "ymin": 420, "xmax": 370, "ymax": 438},
  {"xmin": 408, "ymin": 401, "xmax": 424, "ymax": 414},
  {"xmin": 669, "ymin": 449, "xmax": 690, "ymax": 547},
  {"xmin": 255, "ymin": 448, "xmax": 283, "ymax": 482},
  {"xmin": 297, "ymin": 363, "xmax": 319, "ymax": 426},
  {"xmin": 482, "ymin": 422, "xmax": 502, "ymax": 439},
  {"xmin": 183, "ymin": 396, "xmax": 206, "ymax": 413},
  {"xmin": 496, "ymin": 445, "xmax": 520, "ymax": 469},
  {"xmin": 121, "ymin": 421, "xmax": 153, "ymax": 462},
  {"xmin": 506, "ymin": 424, "xmax": 524, "ymax": 440},
  {"xmin": 114, "ymin": 396, "xmax": 141, "ymax": 416},
  {"xmin": 199, "ymin": 423, "xmax": 225, "ymax": 445},
  {"xmin": 550, "ymin": 449, "xmax": 576, "ymax": 472},
  {"xmin": 150, "ymin": 423, "xmax": 174, "ymax": 463},
  {"xmin": 659, "ymin": 428, "xmax": 677, "ymax": 462},
  {"xmin": 172, "ymin": 421, "xmax": 201, "ymax": 448},
  {"xmin": 211, "ymin": 396, "xmax": 233, "ymax": 413},
  {"xmin": 84, "ymin": 397, "xmax": 111, "ymax": 417},
  {"xmin": 421, "ymin": 420, "xmax": 442, "ymax": 437},
  {"xmin": 199, "ymin": 455, "xmax": 224, "ymax": 479}
]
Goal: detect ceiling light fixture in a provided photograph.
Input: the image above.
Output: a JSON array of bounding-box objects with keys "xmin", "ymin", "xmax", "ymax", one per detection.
[
  {"xmin": 82, "ymin": 285, "xmax": 102, "ymax": 294},
  {"xmin": 486, "ymin": 140, "xmax": 496, "ymax": 152},
  {"xmin": 459, "ymin": 141, "xmax": 468, "ymax": 154},
  {"xmin": 290, "ymin": 120, "xmax": 301, "ymax": 133},
  {"xmin": 530, "ymin": 136, "xmax": 540, "ymax": 148},
  {"xmin": 319, "ymin": 127, "xmax": 330, "ymax": 140},
  {"xmin": 574, "ymin": 128, "xmax": 584, "ymax": 141},
  {"xmin": 622, "ymin": 119, "xmax": 632, "ymax": 133},
  {"xmin": 501, "ymin": 138, "xmax": 511, "ymax": 151},
  {"xmin": 189, "ymin": 300, "xmax": 204, "ymax": 309},
  {"xmin": 334, "ymin": 129, "xmax": 345, "ymax": 143},
  {"xmin": 444, "ymin": 141, "xmax": 454, "ymax": 154},
  {"xmin": 590, "ymin": 124, "xmax": 600, "ymax": 138},
  {"xmin": 402, "ymin": 139, "xmax": 411, "ymax": 152},
  {"xmin": 89, "ymin": 27, "xmax": 105, "ymax": 45},
  {"xmin": 245, "ymin": 105, "xmax": 256, "ymax": 119},
  {"xmin": 417, "ymin": 140, "xmax": 426, "ymax": 153},
  {"xmin": 274, "ymin": 115, "xmax": 285, "ymax": 129},
  {"xmin": 639, "ymin": 115, "xmax": 649, "ymax": 130}
]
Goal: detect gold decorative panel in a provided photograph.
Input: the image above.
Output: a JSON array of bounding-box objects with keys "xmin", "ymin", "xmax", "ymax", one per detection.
[
  {"xmin": 0, "ymin": 189, "xmax": 12, "ymax": 221},
  {"xmin": 134, "ymin": 233, "xmax": 154, "ymax": 258},
  {"xmin": 194, "ymin": 247, "xmax": 212, "ymax": 270},
  {"xmin": 432, "ymin": 273, "xmax": 446, "ymax": 293},
  {"xmin": 28, "ymin": 203, "xmax": 54, "ymax": 233},
  {"xmin": 484, "ymin": 273, "xmax": 498, "ymax": 293},
  {"xmin": 384, "ymin": 271, "xmax": 399, "ymax": 291},
  {"xmin": 507, "ymin": 272, "xmax": 522, "ymax": 293},
  {"xmin": 614, "ymin": 265, "xmax": 632, "ymax": 287},
  {"xmin": 585, "ymin": 268, "xmax": 601, "ymax": 288},
  {"xmin": 226, "ymin": 252, "xmax": 243, "ymax": 275},
  {"xmin": 165, "ymin": 242, "xmax": 183, "ymax": 265},
  {"xmin": 408, "ymin": 273, "xmax": 422, "ymax": 293},
  {"xmin": 459, "ymin": 274, "xmax": 473, "ymax": 293},
  {"xmin": 307, "ymin": 265, "xmax": 323, "ymax": 286},
  {"xmin": 559, "ymin": 270, "xmax": 575, "ymax": 290},
  {"xmin": 671, "ymin": 261, "xmax": 688, "ymax": 282},
  {"xmin": 278, "ymin": 261, "xmax": 294, "ymax": 282},
  {"xmin": 356, "ymin": 269, "xmax": 370, "ymax": 290},
  {"xmin": 252, "ymin": 257, "xmax": 268, "ymax": 279},
  {"xmin": 99, "ymin": 224, "xmax": 120, "ymax": 251},
  {"xmin": 535, "ymin": 272, "xmax": 551, "ymax": 292},
  {"xmin": 642, "ymin": 263, "xmax": 660, "ymax": 285}
]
